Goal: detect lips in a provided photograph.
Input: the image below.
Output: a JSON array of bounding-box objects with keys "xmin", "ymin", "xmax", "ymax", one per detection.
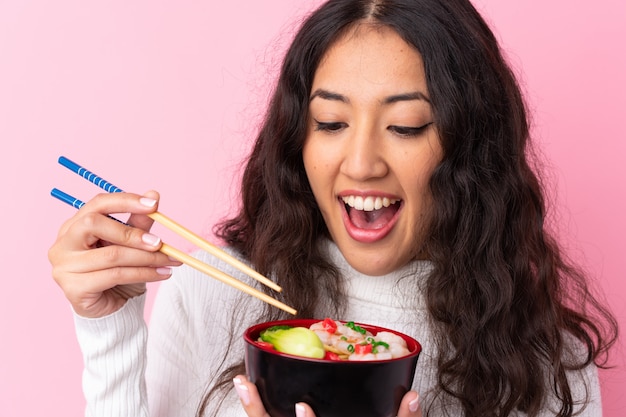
[{"xmin": 339, "ymin": 195, "xmax": 402, "ymax": 243}]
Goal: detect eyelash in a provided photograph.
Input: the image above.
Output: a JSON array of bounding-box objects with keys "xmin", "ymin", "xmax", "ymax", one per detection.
[
  {"xmin": 313, "ymin": 120, "xmax": 433, "ymax": 137},
  {"xmin": 314, "ymin": 120, "xmax": 347, "ymax": 133},
  {"xmin": 388, "ymin": 122, "xmax": 433, "ymax": 137}
]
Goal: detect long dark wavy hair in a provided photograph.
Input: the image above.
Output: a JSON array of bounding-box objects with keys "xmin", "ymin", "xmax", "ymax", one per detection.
[{"xmin": 198, "ymin": 0, "xmax": 618, "ymax": 416}]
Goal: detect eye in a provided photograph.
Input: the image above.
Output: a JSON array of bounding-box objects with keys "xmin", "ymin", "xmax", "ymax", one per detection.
[
  {"xmin": 314, "ymin": 119, "xmax": 348, "ymax": 134},
  {"xmin": 388, "ymin": 122, "xmax": 433, "ymax": 137}
]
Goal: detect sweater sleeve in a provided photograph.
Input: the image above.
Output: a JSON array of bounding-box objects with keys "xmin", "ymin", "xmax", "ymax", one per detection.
[
  {"xmin": 73, "ymin": 294, "xmax": 149, "ymax": 417},
  {"xmin": 536, "ymin": 343, "xmax": 603, "ymax": 417},
  {"xmin": 72, "ymin": 249, "xmax": 256, "ymax": 417},
  {"xmin": 563, "ymin": 362, "xmax": 603, "ymax": 416},
  {"xmin": 557, "ymin": 332, "xmax": 604, "ymax": 416},
  {"xmin": 145, "ymin": 271, "xmax": 207, "ymax": 416}
]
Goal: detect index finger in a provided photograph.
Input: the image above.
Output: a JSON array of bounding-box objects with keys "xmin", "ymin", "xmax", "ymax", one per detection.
[
  {"xmin": 126, "ymin": 190, "xmax": 161, "ymax": 231},
  {"xmin": 81, "ymin": 191, "xmax": 159, "ymax": 218},
  {"xmin": 57, "ymin": 191, "xmax": 159, "ymax": 236}
]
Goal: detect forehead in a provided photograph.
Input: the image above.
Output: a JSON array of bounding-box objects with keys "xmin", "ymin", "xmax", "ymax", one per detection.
[{"xmin": 312, "ymin": 24, "xmax": 428, "ymax": 97}]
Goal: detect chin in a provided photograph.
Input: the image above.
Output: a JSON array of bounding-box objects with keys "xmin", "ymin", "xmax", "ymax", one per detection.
[{"xmin": 344, "ymin": 251, "xmax": 407, "ymax": 277}]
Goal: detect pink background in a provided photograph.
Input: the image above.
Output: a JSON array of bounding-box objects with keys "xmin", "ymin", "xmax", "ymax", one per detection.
[{"xmin": 0, "ymin": 0, "xmax": 624, "ymax": 415}]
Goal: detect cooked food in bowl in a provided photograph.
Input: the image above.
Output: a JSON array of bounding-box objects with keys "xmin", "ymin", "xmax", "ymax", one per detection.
[
  {"xmin": 244, "ymin": 318, "xmax": 421, "ymax": 417},
  {"xmin": 256, "ymin": 318, "xmax": 411, "ymax": 361}
]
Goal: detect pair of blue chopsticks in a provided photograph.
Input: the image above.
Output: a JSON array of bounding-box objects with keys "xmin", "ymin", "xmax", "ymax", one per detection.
[
  {"xmin": 51, "ymin": 156, "xmax": 296, "ymax": 315},
  {"xmin": 51, "ymin": 157, "xmax": 123, "ymax": 210}
]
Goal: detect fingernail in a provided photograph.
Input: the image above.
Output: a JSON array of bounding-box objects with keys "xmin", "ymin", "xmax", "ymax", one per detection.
[
  {"xmin": 142, "ymin": 233, "xmax": 161, "ymax": 246},
  {"xmin": 295, "ymin": 403, "xmax": 306, "ymax": 417},
  {"xmin": 409, "ymin": 395, "xmax": 420, "ymax": 413},
  {"xmin": 140, "ymin": 197, "xmax": 157, "ymax": 207},
  {"xmin": 233, "ymin": 377, "xmax": 250, "ymax": 406},
  {"xmin": 156, "ymin": 267, "xmax": 172, "ymax": 276}
]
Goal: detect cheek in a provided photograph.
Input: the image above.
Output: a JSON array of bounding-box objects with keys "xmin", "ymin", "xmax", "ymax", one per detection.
[
  {"xmin": 303, "ymin": 139, "xmax": 336, "ymax": 187},
  {"xmin": 404, "ymin": 158, "xmax": 437, "ymax": 191},
  {"xmin": 402, "ymin": 155, "xmax": 440, "ymax": 217},
  {"xmin": 414, "ymin": 144, "xmax": 442, "ymax": 191},
  {"xmin": 302, "ymin": 142, "xmax": 327, "ymax": 205},
  {"xmin": 410, "ymin": 163, "xmax": 439, "ymax": 236},
  {"xmin": 302, "ymin": 144, "xmax": 317, "ymax": 186}
]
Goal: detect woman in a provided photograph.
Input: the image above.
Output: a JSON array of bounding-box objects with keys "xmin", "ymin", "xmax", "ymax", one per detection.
[{"xmin": 48, "ymin": 0, "xmax": 618, "ymax": 416}]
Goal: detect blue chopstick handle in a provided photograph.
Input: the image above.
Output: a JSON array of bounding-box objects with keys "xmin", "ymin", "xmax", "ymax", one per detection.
[
  {"xmin": 51, "ymin": 188, "xmax": 127, "ymax": 225},
  {"xmin": 51, "ymin": 188, "xmax": 85, "ymax": 209},
  {"xmin": 58, "ymin": 156, "xmax": 124, "ymax": 193}
]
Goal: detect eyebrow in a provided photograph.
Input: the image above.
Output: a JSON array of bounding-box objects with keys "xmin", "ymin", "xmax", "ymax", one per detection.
[
  {"xmin": 309, "ymin": 88, "xmax": 431, "ymax": 104},
  {"xmin": 309, "ymin": 89, "xmax": 349, "ymax": 103},
  {"xmin": 383, "ymin": 91, "xmax": 431, "ymax": 104}
]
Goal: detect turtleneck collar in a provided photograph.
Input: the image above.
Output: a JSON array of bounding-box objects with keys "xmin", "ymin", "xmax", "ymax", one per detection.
[{"xmin": 320, "ymin": 239, "xmax": 433, "ymax": 316}]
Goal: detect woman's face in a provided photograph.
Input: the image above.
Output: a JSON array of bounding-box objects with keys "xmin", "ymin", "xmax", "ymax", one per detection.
[{"xmin": 303, "ymin": 25, "xmax": 443, "ymax": 276}]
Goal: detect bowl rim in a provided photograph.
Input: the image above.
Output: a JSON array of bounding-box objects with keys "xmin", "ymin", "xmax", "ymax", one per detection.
[{"xmin": 244, "ymin": 318, "xmax": 422, "ymax": 364}]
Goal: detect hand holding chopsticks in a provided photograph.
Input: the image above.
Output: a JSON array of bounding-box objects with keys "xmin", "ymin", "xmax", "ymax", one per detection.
[{"xmin": 51, "ymin": 156, "xmax": 296, "ymax": 315}]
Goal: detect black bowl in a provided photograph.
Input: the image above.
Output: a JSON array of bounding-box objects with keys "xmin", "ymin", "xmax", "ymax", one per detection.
[{"xmin": 244, "ymin": 319, "xmax": 421, "ymax": 417}]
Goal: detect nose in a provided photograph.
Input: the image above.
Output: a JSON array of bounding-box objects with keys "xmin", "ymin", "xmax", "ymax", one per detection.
[{"xmin": 339, "ymin": 126, "xmax": 388, "ymax": 181}]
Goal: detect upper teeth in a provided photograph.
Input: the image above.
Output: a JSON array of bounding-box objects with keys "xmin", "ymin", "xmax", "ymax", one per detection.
[{"xmin": 341, "ymin": 196, "xmax": 399, "ymax": 212}]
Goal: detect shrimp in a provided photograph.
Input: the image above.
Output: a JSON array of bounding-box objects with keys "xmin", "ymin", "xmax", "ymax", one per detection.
[
  {"xmin": 307, "ymin": 319, "xmax": 412, "ymax": 361},
  {"xmin": 375, "ymin": 331, "xmax": 410, "ymax": 358}
]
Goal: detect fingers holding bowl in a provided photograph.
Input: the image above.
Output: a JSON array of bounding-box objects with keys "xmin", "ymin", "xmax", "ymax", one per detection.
[
  {"xmin": 233, "ymin": 375, "xmax": 271, "ymax": 417},
  {"xmin": 398, "ymin": 391, "xmax": 422, "ymax": 417}
]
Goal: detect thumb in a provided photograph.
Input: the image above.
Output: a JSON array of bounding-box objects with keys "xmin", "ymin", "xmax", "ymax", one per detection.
[
  {"xmin": 295, "ymin": 402, "xmax": 316, "ymax": 417},
  {"xmin": 398, "ymin": 391, "xmax": 422, "ymax": 417}
]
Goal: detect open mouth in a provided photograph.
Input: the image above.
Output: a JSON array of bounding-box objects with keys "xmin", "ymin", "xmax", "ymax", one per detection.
[{"xmin": 341, "ymin": 195, "xmax": 401, "ymax": 230}]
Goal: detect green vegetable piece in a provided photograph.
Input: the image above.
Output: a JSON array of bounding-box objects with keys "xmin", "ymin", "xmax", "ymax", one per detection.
[
  {"xmin": 260, "ymin": 326, "xmax": 325, "ymax": 359},
  {"xmin": 345, "ymin": 321, "xmax": 366, "ymax": 334}
]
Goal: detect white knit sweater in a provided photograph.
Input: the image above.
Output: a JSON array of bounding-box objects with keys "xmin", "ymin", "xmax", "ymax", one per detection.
[{"xmin": 73, "ymin": 241, "xmax": 602, "ymax": 416}]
